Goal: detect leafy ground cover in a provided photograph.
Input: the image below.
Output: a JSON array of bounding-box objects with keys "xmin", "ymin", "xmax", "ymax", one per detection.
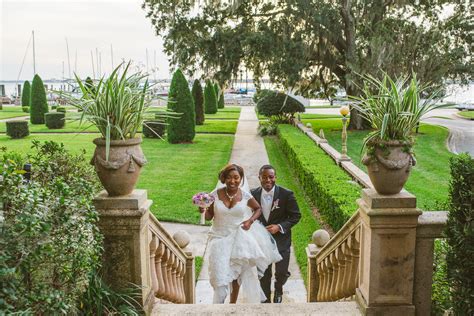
[
  {"xmin": 301, "ymin": 118, "xmax": 454, "ymax": 210},
  {"xmin": 264, "ymin": 136, "xmax": 321, "ymax": 285},
  {"xmin": 0, "ymin": 106, "xmax": 29, "ymax": 120},
  {"xmin": 0, "ymin": 133, "xmax": 234, "ymax": 223}
]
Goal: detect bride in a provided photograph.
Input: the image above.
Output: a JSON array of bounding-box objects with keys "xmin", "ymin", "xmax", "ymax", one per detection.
[{"xmin": 198, "ymin": 163, "xmax": 282, "ymax": 304}]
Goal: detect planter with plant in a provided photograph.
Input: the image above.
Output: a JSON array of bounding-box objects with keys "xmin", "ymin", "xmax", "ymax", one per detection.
[
  {"xmin": 351, "ymin": 73, "xmax": 445, "ymax": 195},
  {"xmin": 68, "ymin": 62, "xmax": 165, "ymax": 196}
]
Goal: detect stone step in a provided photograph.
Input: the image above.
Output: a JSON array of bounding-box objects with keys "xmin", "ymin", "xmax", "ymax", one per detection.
[{"xmin": 152, "ymin": 302, "xmax": 361, "ymax": 316}]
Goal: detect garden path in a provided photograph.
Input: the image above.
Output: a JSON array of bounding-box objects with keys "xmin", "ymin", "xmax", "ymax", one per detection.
[{"xmin": 162, "ymin": 106, "xmax": 307, "ymax": 304}]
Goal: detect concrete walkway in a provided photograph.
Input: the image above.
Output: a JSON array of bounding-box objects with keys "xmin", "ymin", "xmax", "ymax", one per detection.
[{"xmin": 162, "ymin": 106, "xmax": 307, "ymax": 305}]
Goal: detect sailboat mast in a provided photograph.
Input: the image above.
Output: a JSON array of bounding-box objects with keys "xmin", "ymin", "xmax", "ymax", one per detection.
[
  {"xmin": 32, "ymin": 30, "xmax": 36, "ymax": 75},
  {"xmin": 66, "ymin": 38, "xmax": 71, "ymax": 80},
  {"xmin": 91, "ymin": 50, "xmax": 96, "ymax": 79}
]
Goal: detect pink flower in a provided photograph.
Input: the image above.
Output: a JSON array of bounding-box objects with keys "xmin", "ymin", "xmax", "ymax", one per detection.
[
  {"xmin": 192, "ymin": 192, "xmax": 215, "ymax": 208},
  {"xmin": 271, "ymin": 199, "xmax": 280, "ymax": 211}
]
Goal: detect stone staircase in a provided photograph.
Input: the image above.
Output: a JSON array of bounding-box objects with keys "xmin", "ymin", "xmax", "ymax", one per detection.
[{"xmin": 152, "ymin": 301, "xmax": 361, "ymax": 315}]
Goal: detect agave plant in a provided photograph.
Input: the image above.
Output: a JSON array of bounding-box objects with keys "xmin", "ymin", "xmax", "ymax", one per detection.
[
  {"xmin": 351, "ymin": 73, "xmax": 446, "ymax": 151},
  {"xmin": 66, "ymin": 62, "xmax": 177, "ymax": 160}
]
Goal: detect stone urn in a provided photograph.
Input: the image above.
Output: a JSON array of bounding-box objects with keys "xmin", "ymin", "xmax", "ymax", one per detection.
[
  {"xmin": 91, "ymin": 138, "xmax": 147, "ymax": 196},
  {"xmin": 362, "ymin": 141, "xmax": 416, "ymax": 195}
]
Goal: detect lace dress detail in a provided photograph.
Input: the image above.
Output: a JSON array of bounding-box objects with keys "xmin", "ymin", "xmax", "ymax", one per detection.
[{"xmin": 207, "ymin": 189, "xmax": 282, "ymax": 303}]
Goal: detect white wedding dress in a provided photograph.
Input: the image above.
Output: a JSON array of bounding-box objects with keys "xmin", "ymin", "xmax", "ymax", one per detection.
[{"xmin": 207, "ymin": 188, "xmax": 282, "ymax": 304}]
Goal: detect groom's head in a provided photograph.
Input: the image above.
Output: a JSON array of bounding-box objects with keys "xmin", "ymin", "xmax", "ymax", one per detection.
[{"xmin": 259, "ymin": 165, "xmax": 276, "ymax": 191}]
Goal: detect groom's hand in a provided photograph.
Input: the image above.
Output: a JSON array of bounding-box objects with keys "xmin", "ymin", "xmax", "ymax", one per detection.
[{"xmin": 266, "ymin": 224, "xmax": 280, "ymax": 235}]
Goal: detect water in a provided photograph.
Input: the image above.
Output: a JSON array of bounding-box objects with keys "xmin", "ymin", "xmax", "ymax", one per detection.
[{"xmin": 1, "ymin": 80, "xmax": 472, "ymax": 104}]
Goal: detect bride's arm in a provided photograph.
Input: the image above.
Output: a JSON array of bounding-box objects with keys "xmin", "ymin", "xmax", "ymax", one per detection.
[
  {"xmin": 199, "ymin": 203, "xmax": 214, "ymax": 220},
  {"xmin": 241, "ymin": 198, "xmax": 261, "ymax": 230}
]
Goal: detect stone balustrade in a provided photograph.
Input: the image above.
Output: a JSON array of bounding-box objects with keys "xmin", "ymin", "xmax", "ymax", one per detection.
[
  {"xmin": 94, "ymin": 189, "xmax": 195, "ymax": 314},
  {"xmin": 307, "ymin": 211, "xmax": 361, "ymax": 302}
]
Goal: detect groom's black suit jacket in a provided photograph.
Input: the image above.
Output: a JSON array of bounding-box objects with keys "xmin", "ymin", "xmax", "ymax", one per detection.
[{"xmin": 251, "ymin": 185, "xmax": 301, "ymax": 252}]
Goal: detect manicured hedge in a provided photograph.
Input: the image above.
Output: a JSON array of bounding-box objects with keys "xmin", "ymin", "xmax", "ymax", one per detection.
[
  {"xmin": 6, "ymin": 120, "xmax": 29, "ymax": 139},
  {"xmin": 22, "ymin": 80, "xmax": 31, "ymax": 108},
  {"xmin": 446, "ymin": 153, "xmax": 474, "ymax": 314},
  {"xmin": 22, "ymin": 106, "xmax": 29, "ymax": 113},
  {"xmin": 204, "ymin": 80, "xmax": 218, "ymax": 114},
  {"xmin": 56, "ymin": 107, "xmax": 66, "ymax": 113},
  {"xmin": 192, "ymin": 79, "xmax": 205, "ymax": 125},
  {"xmin": 257, "ymin": 92, "xmax": 305, "ymax": 122},
  {"xmin": 277, "ymin": 124, "xmax": 360, "ymax": 231},
  {"xmin": 45, "ymin": 112, "xmax": 65, "ymax": 129},
  {"xmin": 30, "ymin": 74, "xmax": 49, "ymax": 124},
  {"xmin": 143, "ymin": 121, "xmax": 166, "ymax": 138}
]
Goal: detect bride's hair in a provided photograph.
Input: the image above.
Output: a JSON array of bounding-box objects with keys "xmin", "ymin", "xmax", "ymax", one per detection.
[{"xmin": 218, "ymin": 163, "xmax": 245, "ymax": 184}]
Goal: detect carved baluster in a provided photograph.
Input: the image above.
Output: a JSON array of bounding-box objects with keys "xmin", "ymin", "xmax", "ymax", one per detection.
[
  {"xmin": 167, "ymin": 254, "xmax": 177, "ymax": 302},
  {"xmin": 178, "ymin": 260, "xmax": 186, "ymax": 303},
  {"xmin": 341, "ymin": 238, "xmax": 353, "ymax": 297},
  {"xmin": 149, "ymin": 235, "xmax": 159, "ymax": 295},
  {"xmin": 350, "ymin": 227, "xmax": 360, "ymax": 290},
  {"xmin": 334, "ymin": 246, "xmax": 346, "ymax": 299},
  {"xmin": 329, "ymin": 252, "xmax": 339, "ymax": 300},
  {"xmin": 324, "ymin": 257, "xmax": 333, "ymax": 301},
  {"xmin": 160, "ymin": 248, "xmax": 171, "ymax": 301},
  {"xmin": 155, "ymin": 240, "xmax": 166, "ymax": 298},
  {"xmin": 171, "ymin": 255, "xmax": 180, "ymax": 302},
  {"xmin": 316, "ymin": 262, "xmax": 324, "ymax": 301}
]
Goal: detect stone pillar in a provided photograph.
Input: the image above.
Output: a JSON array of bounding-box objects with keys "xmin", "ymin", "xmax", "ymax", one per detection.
[
  {"xmin": 94, "ymin": 189, "xmax": 154, "ymax": 314},
  {"xmin": 306, "ymin": 230, "xmax": 330, "ymax": 302},
  {"xmin": 184, "ymin": 250, "xmax": 196, "ymax": 303},
  {"xmin": 355, "ymin": 189, "xmax": 421, "ymax": 316}
]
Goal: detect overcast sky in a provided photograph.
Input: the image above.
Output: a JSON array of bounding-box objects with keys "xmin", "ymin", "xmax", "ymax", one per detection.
[{"xmin": 0, "ymin": 0, "xmax": 171, "ymax": 80}]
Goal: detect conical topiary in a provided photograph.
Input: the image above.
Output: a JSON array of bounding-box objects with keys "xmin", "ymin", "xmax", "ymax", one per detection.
[
  {"xmin": 30, "ymin": 74, "xmax": 49, "ymax": 124},
  {"xmin": 167, "ymin": 69, "xmax": 196, "ymax": 143},
  {"xmin": 218, "ymin": 87, "xmax": 225, "ymax": 109},
  {"xmin": 192, "ymin": 79, "xmax": 205, "ymax": 125},
  {"xmin": 204, "ymin": 80, "xmax": 218, "ymax": 114},
  {"xmin": 22, "ymin": 80, "xmax": 31, "ymax": 108}
]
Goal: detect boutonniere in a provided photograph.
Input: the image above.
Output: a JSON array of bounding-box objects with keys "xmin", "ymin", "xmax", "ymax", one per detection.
[{"xmin": 271, "ymin": 199, "xmax": 280, "ymax": 211}]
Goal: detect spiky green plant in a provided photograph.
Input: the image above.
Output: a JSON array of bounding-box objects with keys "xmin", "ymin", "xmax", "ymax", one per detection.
[{"xmin": 351, "ymin": 73, "xmax": 446, "ymax": 151}]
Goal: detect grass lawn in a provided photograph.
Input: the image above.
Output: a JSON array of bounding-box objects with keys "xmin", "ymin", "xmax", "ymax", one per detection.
[
  {"xmin": 0, "ymin": 118, "xmax": 238, "ymax": 134},
  {"xmin": 458, "ymin": 111, "xmax": 474, "ymax": 119},
  {"xmin": 216, "ymin": 106, "xmax": 241, "ymax": 113},
  {"xmin": 300, "ymin": 113, "xmax": 343, "ymax": 119},
  {"xmin": 301, "ymin": 118, "xmax": 454, "ymax": 210},
  {"xmin": 264, "ymin": 136, "xmax": 321, "ymax": 286},
  {"xmin": 0, "ymin": 106, "xmax": 29, "ymax": 120},
  {"xmin": 1, "ymin": 133, "xmax": 234, "ymax": 224}
]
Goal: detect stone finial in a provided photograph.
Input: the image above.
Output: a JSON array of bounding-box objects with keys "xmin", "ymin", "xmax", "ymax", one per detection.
[
  {"xmin": 173, "ymin": 230, "xmax": 190, "ymax": 248},
  {"xmin": 306, "ymin": 122, "xmax": 312, "ymax": 129},
  {"xmin": 312, "ymin": 229, "xmax": 330, "ymax": 247},
  {"xmin": 319, "ymin": 129, "xmax": 326, "ymax": 139}
]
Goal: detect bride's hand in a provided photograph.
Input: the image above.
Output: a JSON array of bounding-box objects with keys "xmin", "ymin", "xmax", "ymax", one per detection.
[
  {"xmin": 198, "ymin": 207, "xmax": 206, "ymax": 213},
  {"xmin": 241, "ymin": 219, "xmax": 254, "ymax": 230}
]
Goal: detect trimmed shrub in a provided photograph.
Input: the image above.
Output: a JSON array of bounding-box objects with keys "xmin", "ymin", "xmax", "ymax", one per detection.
[
  {"xmin": 6, "ymin": 120, "xmax": 29, "ymax": 139},
  {"xmin": 56, "ymin": 106, "xmax": 66, "ymax": 113},
  {"xmin": 45, "ymin": 112, "xmax": 65, "ymax": 129},
  {"xmin": 85, "ymin": 76, "xmax": 95, "ymax": 94},
  {"xmin": 257, "ymin": 91, "xmax": 305, "ymax": 122},
  {"xmin": 21, "ymin": 80, "xmax": 31, "ymax": 107},
  {"xmin": 30, "ymin": 74, "xmax": 49, "ymax": 124},
  {"xmin": 22, "ymin": 106, "xmax": 30, "ymax": 113},
  {"xmin": 445, "ymin": 153, "xmax": 474, "ymax": 315},
  {"xmin": 218, "ymin": 87, "xmax": 225, "ymax": 109},
  {"xmin": 0, "ymin": 141, "xmax": 101, "ymax": 314},
  {"xmin": 277, "ymin": 124, "xmax": 360, "ymax": 231},
  {"xmin": 143, "ymin": 121, "xmax": 166, "ymax": 138},
  {"xmin": 192, "ymin": 79, "xmax": 205, "ymax": 125},
  {"xmin": 51, "ymin": 104, "xmax": 57, "ymax": 110},
  {"xmin": 166, "ymin": 69, "xmax": 195, "ymax": 143},
  {"xmin": 204, "ymin": 80, "xmax": 218, "ymax": 114},
  {"xmin": 253, "ymin": 89, "xmax": 276, "ymax": 104}
]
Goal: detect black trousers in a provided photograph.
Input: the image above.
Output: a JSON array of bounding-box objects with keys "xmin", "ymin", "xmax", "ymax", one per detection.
[{"xmin": 260, "ymin": 248, "xmax": 291, "ymax": 300}]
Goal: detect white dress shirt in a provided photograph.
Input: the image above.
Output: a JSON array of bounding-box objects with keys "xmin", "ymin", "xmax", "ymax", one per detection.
[{"xmin": 261, "ymin": 186, "xmax": 284, "ymax": 234}]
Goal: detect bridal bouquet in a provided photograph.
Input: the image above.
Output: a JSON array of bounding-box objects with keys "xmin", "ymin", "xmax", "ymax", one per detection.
[
  {"xmin": 192, "ymin": 192, "xmax": 215, "ymax": 225},
  {"xmin": 192, "ymin": 192, "xmax": 215, "ymax": 209}
]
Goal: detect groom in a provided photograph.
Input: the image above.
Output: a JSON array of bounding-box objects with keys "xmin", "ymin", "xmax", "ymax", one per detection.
[{"xmin": 251, "ymin": 164, "xmax": 301, "ymax": 303}]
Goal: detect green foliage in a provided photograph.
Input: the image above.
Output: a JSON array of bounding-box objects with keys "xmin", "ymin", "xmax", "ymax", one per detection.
[
  {"xmin": 277, "ymin": 124, "xmax": 361, "ymax": 231},
  {"xmin": 6, "ymin": 120, "xmax": 29, "ymax": 139},
  {"xmin": 258, "ymin": 117, "xmax": 279, "ymax": 136},
  {"xmin": 30, "ymin": 74, "xmax": 49, "ymax": 124},
  {"xmin": 432, "ymin": 239, "xmax": 451, "ymax": 315},
  {"xmin": 192, "ymin": 79, "xmax": 205, "ymax": 125},
  {"xmin": 445, "ymin": 153, "xmax": 474, "ymax": 315},
  {"xmin": 351, "ymin": 73, "xmax": 446, "ymax": 152},
  {"xmin": 204, "ymin": 80, "xmax": 218, "ymax": 114},
  {"xmin": 195, "ymin": 256, "xmax": 203, "ymax": 282},
  {"xmin": 44, "ymin": 112, "xmax": 66, "ymax": 129},
  {"xmin": 253, "ymin": 89, "xmax": 276, "ymax": 104},
  {"xmin": 166, "ymin": 69, "xmax": 196, "ymax": 143},
  {"xmin": 56, "ymin": 106, "xmax": 66, "ymax": 113},
  {"xmin": 22, "ymin": 106, "xmax": 30, "ymax": 113},
  {"xmin": 0, "ymin": 141, "xmax": 101, "ymax": 314},
  {"xmin": 21, "ymin": 80, "xmax": 31, "ymax": 107},
  {"xmin": 84, "ymin": 76, "xmax": 95, "ymax": 94},
  {"xmin": 256, "ymin": 92, "xmax": 305, "ymax": 123},
  {"xmin": 218, "ymin": 90, "xmax": 225, "ymax": 109},
  {"xmin": 78, "ymin": 270, "xmax": 141, "ymax": 315},
  {"xmin": 143, "ymin": 121, "xmax": 166, "ymax": 138}
]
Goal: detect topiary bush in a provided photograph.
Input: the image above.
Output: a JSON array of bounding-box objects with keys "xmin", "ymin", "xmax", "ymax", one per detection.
[
  {"xmin": 30, "ymin": 74, "xmax": 49, "ymax": 124},
  {"xmin": 143, "ymin": 120, "xmax": 166, "ymax": 138},
  {"xmin": 22, "ymin": 106, "xmax": 30, "ymax": 113},
  {"xmin": 253, "ymin": 89, "xmax": 276, "ymax": 104},
  {"xmin": 51, "ymin": 104, "xmax": 57, "ymax": 110},
  {"xmin": 22, "ymin": 80, "xmax": 31, "ymax": 108},
  {"xmin": 166, "ymin": 69, "xmax": 195, "ymax": 143},
  {"xmin": 192, "ymin": 79, "xmax": 205, "ymax": 125},
  {"xmin": 218, "ymin": 86, "xmax": 225, "ymax": 109},
  {"xmin": 0, "ymin": 141, "xmax": 102, "ymax": 314},
  {"xmin": 257, "ymin": 91, "xmax": 305, "ymax": 122},
  {"xmin": 6, "ymin": 120, "xmax": 29, "ymax": 139},
  {"xmin": 204, "ymin": 80, "xmax": 218, "ymax": 114},
  {"xmin": 45, "ymin": 112, "xmax": 65, "ymax": 129},
  {"xmin": 56, "ymin": 106, "xmax": 66, "ymax": 113},
  {"xmin": 445, "ymin": 153, "xmax": 474, "ymax": 315}
]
